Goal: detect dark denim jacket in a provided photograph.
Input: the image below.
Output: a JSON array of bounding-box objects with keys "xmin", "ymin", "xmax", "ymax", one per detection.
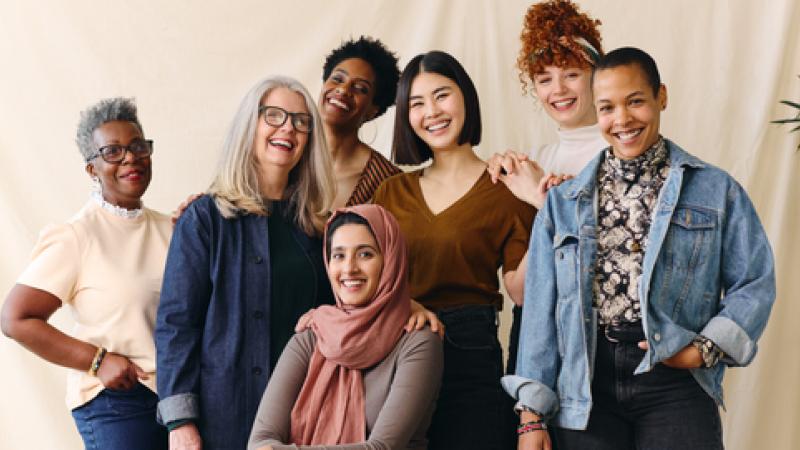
[
  {"xmin": 502, "ymin": 141, "xmax": 776, "ymax": 430},
  {"xmin": 155, "ymin": 195, "xmax": 332, "ymax": 449}
]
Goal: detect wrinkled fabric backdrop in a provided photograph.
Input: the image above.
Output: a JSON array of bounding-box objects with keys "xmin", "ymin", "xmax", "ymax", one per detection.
[{"xmin": 1, "ymin": 1, "xmax": 798, "ymax": 449}]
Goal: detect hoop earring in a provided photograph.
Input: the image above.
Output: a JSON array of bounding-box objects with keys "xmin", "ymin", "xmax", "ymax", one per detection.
[{"xmin": 358, "ymin": 120, "xmax": 378, "ymax": 146}]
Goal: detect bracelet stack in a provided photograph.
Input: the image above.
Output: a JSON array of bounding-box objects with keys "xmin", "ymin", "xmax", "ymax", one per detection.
[
  {"xmin": 517, "ymin": 420, "xmax": 547, "ymax": 435},
  {"xmin": 88, "ymin": 346, "xmax": 107, "ymax": 377}
]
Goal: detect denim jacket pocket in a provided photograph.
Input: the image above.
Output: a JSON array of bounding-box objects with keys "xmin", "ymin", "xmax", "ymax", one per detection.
[
  {"xmin": 667, "ymin": 205, "xmax": 717, "ymax": 269},
  {"xmin": 553, "ymin": 232, "xmax": 579, "ymax": 300},
  {"xmin": 664, "ymin": 205, "xmax": 719, "ymax": 327}
]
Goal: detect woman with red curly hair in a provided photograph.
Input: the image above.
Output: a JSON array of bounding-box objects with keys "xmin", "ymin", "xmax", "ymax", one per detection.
[{"xmin": 487, "ymin": 0, "xmax": 607, "ymax": 447}]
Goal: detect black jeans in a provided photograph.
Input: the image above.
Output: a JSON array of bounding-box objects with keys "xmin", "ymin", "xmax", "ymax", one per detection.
[
  {"xmin": 551, "ymin": 329, "xmax": 723, "ymax": 450},
  {"xmin": 427, "ymin": 305, "xmax": 514, "ymax": 450}
]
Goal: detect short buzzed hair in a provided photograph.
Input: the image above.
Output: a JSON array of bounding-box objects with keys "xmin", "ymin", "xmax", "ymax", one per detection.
[
  {"xmin": 76, "ymin": 97, "xmax": 142, "ymax": 161},
  {"xmin": 592, "ymin": 47, "xmax": 661, "ymax": 96}
]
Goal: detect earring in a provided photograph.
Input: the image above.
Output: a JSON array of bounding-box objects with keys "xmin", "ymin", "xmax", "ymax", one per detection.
[
  {"xmin": 358, "ymin": 120, "xmax": 378, "ymax": 146},
  {"xmin": 91, "ymin": 176, "xmax": 102, "ymax": 194}
]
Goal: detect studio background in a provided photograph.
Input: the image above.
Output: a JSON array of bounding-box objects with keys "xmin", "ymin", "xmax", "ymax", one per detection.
[{"xmin": 1, "ymin": 1, "xmax": 798, "ymax": 449}]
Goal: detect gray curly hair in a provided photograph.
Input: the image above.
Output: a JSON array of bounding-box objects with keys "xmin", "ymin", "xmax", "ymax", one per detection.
[{"xmin": 76, "ymin": 97, "xmax": 143, "ymax": 162}]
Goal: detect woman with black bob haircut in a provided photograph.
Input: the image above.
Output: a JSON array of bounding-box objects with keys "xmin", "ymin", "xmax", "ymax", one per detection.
[
  {"xmin": 374, "ymin": 50, "xmax": 535, "ymax": 450},
  {"xmin": 318, "ymin": 36, "xmax": 403, "ymax": 209},
  {"xmin": 392, "ymin": 51, "xmax": 481, "ymax": 165}
]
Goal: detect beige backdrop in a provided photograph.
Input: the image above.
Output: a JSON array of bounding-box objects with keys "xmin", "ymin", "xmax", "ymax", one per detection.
[{"xmin": 1, "ymin": 1, "xmax": 798, "ymax": 449}]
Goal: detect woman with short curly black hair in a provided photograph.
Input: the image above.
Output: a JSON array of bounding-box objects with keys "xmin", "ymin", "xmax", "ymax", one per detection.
[
  {"xmin": 1, "ymin": 97, "xmax": 170, "ymax": 449},
  {"xmin": 318, "ymin": 36, "xmax": 403, "ymax": 209}
]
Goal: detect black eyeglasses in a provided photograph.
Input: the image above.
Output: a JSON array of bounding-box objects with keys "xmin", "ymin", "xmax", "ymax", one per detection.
[
  {"xmin": 87, "ymin": 139, "xmax": 153, "ymax": 164},
  {"xmin": 259, "ymin": 105, "xmax": 313, "ymax": 133}
]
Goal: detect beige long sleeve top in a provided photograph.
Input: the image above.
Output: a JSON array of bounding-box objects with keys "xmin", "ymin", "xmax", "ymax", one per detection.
[{"xmin": 248, "ymin": 329, "xmax": 443, "ymax": 450}]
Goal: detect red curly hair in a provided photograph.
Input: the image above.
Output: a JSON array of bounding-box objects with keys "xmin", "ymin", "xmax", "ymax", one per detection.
[{"xmin": 518, "ymin": 0, "xmax": 603, "ymax": 94}]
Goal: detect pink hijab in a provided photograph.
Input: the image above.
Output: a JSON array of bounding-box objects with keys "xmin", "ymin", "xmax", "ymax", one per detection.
[{"xmin": 289, "ymin": 204, "xmax": 410, "ymax": 445}]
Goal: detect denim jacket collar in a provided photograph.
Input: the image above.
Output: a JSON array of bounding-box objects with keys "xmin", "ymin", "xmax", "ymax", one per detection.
[{"xmin": 563, "ymin": 139, "xmax": 706, "ymax": 201}]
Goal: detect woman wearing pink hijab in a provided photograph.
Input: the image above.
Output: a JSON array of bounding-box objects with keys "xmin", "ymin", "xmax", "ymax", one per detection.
[{"xmin": 248, "ymin": 204, "xmax": 443, "ymax": 450}]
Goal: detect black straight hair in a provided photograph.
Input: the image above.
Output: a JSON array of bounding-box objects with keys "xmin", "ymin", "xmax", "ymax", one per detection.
[
  {"xmin": 592, "ymin": 46, "xmax": 661, "ymax": 96},
  {"xmin": 392, "ymin": 51, "xmax": 482, "ymax": 165},
  {"xmin": 325, "ymin": 212, "xmax": 376, "ymax": 261}
]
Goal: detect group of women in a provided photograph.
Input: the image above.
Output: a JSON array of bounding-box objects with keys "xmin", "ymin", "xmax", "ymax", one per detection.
[{"xmin": 1, "ymin": 1, "xmax": 777, "ymax": 450}]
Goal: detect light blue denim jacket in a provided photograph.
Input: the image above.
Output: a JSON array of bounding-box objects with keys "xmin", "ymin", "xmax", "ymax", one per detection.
[{"xmin": 501, "ymin": 140, "xmax": 775, "ymax": 430}]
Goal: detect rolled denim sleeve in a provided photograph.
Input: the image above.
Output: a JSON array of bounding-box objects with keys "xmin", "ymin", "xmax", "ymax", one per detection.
[
  {"xmin": 501, "ymin": 200, "xmax": 560, "ymax": 417},
  {"xmin": 155, "ymin": 197, "xmax": 214, "ymax": 424},
  {"xmin": 700, "ymin": 181, "xmax": 776, "ymax": 366}
]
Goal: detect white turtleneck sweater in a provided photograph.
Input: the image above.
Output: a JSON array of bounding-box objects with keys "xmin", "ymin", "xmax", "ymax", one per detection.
[{"xmin": 529, "ymin": 123, "xmax": 609, "ymax": 176}]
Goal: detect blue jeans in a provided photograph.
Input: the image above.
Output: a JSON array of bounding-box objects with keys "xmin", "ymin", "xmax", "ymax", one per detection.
[
  {"xmin": 550, "ymin": 329, "xmax": 723, "ymax": 450},
  {"xmin": 427, "ymin": 305, "xmax": 514, "ymax": 450},
  {"xmin": 71, "ymin": 383, "xmax": 167, "ymax": 450}
]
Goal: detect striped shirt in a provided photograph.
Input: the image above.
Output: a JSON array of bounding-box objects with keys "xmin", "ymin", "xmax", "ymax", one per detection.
[{"xmin": 345, "ymin": 149, "xmax": 402, "ymax": 206}]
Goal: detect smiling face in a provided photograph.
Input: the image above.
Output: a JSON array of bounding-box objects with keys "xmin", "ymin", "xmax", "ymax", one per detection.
[
  {"xmin": 533, "ymin": 65, "xmax": 596, "ymax": 129},
  {"xmin": 319, "ymin": 57, "xmax": 378, "ymax": 131},
  {"xmin": 594, "ymin": 64, "xmax": 667, "ymax": 160},
  {"xmin": 86, "ymin": 120, "xmax": 151, "ymax": 209},
  {"xmin": 254, "ymin": 87, "xmax": 309, "ymax": 173},
  {"xmin": 327, "ymin": 223, "xmax": 384, "ymax": 307},
  {"xmin": 407, "ymin": 71, "xmax": 466, "ymax": 151}
]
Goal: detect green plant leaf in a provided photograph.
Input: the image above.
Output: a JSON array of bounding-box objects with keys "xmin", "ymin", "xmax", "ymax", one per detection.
[
  {"xmin": 791, "ymin": 124, "xmax": 800, "ymax": 132},
  {"xmin": 779, "ymin": 100, "xmax": 800, "ymax": 109},
  {"xmin": 771, "ymin": 118, "xmax": 800, "ymax": 124}
]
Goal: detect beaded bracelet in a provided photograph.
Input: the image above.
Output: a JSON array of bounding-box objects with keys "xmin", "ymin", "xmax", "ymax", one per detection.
[
  {"xmin": 88, "ymin": 347, "xmax": 107, "ymax": 377},
  {"xmin": 517, "ymin": 420, "xmax": 547, "ymax": 435}
]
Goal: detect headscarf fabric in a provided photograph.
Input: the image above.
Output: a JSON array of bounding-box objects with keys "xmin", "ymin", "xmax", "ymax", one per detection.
[{"xmin": 289, "ymin": 204, "xmax": 410, "ymax": 445}]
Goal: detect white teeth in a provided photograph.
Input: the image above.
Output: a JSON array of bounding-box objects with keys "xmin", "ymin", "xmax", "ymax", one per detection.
[
  {"xmin": 269, "ymin": 139, "xmax": 294, "ymax": 149},
  {"xmin": 616, "ymin": 129, "xmax": 642, "ymax": 142},
  {"xmin": 426, "ymin": 121, "xmax": 449, "ymax": 132},
  {"xmin": 552, "ymin": 99, "xmax": 575, "ymax": 108},
  {"xmin": 329, "ymin": 98, "xmax": 350, "ymax": 111},
  {"xmin": 341, "ymin": 280, "xmax": 365, "ymax": 288}
]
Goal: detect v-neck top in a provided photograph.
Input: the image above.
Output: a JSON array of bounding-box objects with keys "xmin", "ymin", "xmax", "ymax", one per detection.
[{"xmin": 373, "ymin": 170, "xmax": 535, "ymax": 311}]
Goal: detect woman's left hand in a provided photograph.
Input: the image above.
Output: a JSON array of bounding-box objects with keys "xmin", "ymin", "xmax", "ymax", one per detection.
[
  {"xmin": 638, "ymin": 341, "xmax": 703, "ymax": 369},
  {"xmin": 406, "ymin": 300, "xmax": 444, "ymax": 338}
]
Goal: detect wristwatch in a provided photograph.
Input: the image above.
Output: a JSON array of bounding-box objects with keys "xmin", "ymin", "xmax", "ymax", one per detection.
[{"xmin": 691, "ymin": 335, "xmax": 723, "ymax": 368}]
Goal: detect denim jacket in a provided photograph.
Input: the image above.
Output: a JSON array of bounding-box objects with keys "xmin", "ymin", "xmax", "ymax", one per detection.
[
  {"xmin": 155, "ymin": 195, "xmax": 332, "ymax": 449},
  {"xmin": 502, "ymin": 140, "xmax": 775, "ymax": 430}
]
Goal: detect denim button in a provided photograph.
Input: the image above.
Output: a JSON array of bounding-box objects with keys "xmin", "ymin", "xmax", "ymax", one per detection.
[
  {"xmin": 253, "ymin": 256, "xmax": 263, "ymax": 264},
  {"xmin": 653, "ymin": 332, "xmax": 661, "ymax": 342},
  {"xmin": 252, "ymin": 366, "xmax": 262, "ymax": 375}
]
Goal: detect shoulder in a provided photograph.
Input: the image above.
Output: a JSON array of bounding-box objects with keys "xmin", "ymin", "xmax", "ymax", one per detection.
[
  {"xmin": 373, "ymin": 170, "xmax": 418, "ymax": 203},
  {"xmin": 144, "ymin": 207, "xmax": 173, "ymax": 230},
  {"xmin": 287, "ymin": 329, "xmax": 318, "ymax": 357},
  {"xmin": 368, "ymin": 149, "xmax": 402, "ymax": 175},
  {"xmin": 480, "ymin": 172, "xmax": 536, "ymax": 213},
  {"xmin": 395, "ymin": 328, "xmax": 443, "ymax": 358}
]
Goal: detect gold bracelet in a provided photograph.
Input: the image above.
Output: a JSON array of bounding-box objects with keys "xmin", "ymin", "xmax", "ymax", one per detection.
[{"xmin": 88, "ymin": 346, "xmax": 107, "ymax": 377}]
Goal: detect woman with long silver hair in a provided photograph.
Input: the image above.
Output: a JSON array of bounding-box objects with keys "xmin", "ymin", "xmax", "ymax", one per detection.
[{"xmin": 155, "ymin": 75, "xmax": 336, "ymax": 450}]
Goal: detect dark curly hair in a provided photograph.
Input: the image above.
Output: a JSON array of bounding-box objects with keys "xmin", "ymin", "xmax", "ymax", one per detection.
[
  {"xmin": 518, "ymin": 0, "xmax": 603, "ymax": 94},
  {"xmin": 322, "ymin": 36, "xmax": 400, "ymax": 121}
]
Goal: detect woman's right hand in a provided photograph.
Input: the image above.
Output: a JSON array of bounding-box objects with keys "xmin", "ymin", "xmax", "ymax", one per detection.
[
  {"xmin": 518, "ymin": 410, "xmax": 551, "ymax": 450},
  {"xmin": 486, "ymin": 150, "xmax": 533, "ymax": 183},
  {"xmin": 518, "ymin": 429, "xmax": 552, "ymax": 450},
  {"xmin": 171, "ymin": 193, "xmax": 203, "ymax": 225},
  {"xmin": 170, "ymin": 422, "xmax": 202, "ymax": 450},
  {"xmin": 96, "ymin": 352, "xmax": 148, "ymax": 391}
]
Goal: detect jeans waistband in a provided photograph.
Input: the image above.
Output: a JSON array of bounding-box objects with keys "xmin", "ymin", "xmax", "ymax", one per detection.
[{"xmin": 436, "ymin": 304, "xmax": 497, "ymax": 326}]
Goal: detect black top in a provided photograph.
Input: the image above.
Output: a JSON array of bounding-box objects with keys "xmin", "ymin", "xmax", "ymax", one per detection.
[{"xmin": 267, "ymin": 200, "xmax": 331, "ymax": 367}]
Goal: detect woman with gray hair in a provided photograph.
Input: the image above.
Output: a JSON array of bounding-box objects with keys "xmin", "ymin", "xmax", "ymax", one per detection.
[
  {"xmin": 155, "ymin": 75, "xmax": 336, "ymax": 450},
  {"xmin": 1, "ymin": 97, "xmax": 170, "ymax": 449}
]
